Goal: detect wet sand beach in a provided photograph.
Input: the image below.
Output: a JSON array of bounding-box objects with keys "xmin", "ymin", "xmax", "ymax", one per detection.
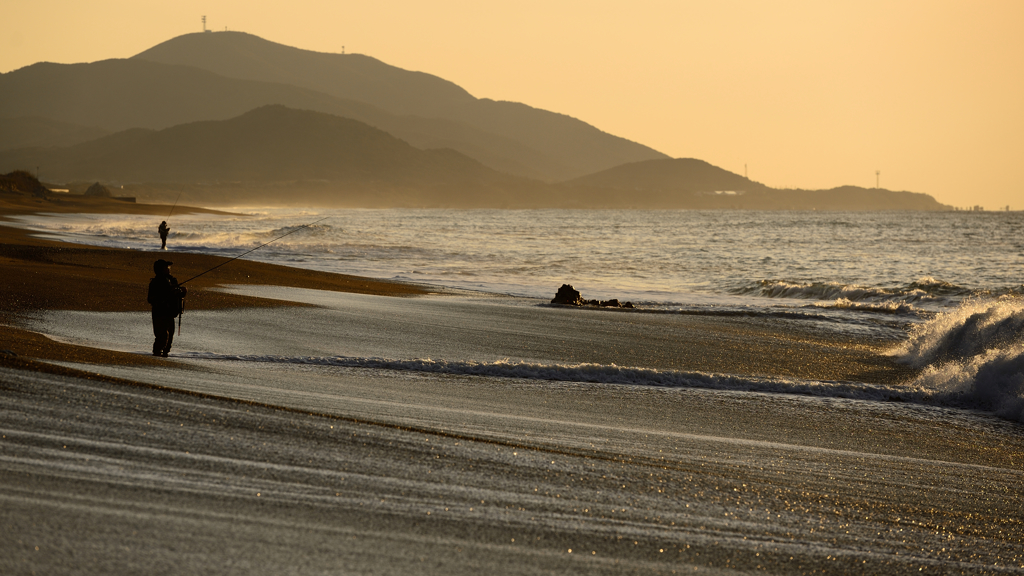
[
  {"xmin": 2, "ymin": 194, "xmax": 1022, "ymax": 574},
  {"xmin": 0, "ymin": 193, "xmax": 426, "ymax": 367}
]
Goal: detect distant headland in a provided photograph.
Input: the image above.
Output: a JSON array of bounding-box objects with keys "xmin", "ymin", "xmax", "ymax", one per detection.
[{"xmin": 0, "ymin": 32, "xmax": 950, "ymax": 210}]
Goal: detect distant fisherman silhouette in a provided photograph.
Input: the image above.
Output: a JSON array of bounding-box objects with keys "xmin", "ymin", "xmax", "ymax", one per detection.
[
  {"xmin": 147, "ymin": 259, "xmax": 186, "ymax": 357},
  {"xmin": 158, "ymin": 221, "xmax": 170, "ymax": 250}
]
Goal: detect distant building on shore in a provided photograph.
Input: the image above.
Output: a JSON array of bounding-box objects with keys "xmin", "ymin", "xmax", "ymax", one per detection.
[{"xmin": 84, "ymin": 182, "xmax": 112, "ymax": 197}]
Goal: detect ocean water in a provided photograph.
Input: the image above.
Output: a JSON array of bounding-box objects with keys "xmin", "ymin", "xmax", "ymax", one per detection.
[
  {"xmin": 10, "ymin": 208, "xmax": 1023, "ymax": 312},
  {"xmin": 7, "ymin": 208, "xmax": 1024, "ymax": 422}
]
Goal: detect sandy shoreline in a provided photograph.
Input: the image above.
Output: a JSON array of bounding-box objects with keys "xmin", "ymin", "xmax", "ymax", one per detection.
[
  {"xmin": 1, "ymin": 191, "xmax": 914, "ymax": 385},
  {"xmin": 1, "ymin": 191, "xmax": 428, "ymax": 370},
  {"xmin": 2, "ymin": 193, "xmax": 1022, "ymax": 574},
  {"xmin": 4, "ymin": 357, "xmax": 1023, "ymax": 574}
]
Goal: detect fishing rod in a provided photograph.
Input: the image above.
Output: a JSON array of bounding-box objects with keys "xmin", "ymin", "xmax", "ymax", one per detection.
[
  {"xmin": 179, "ymin": 216, "xmax": 330, "ymax": 286},
  {"xmin": 166, "ymin": 189, "xmax": 183, "ymax": 219},
  {"xmin": 158, "ymin": 189, "xmax": 181, "ymax": 251}
]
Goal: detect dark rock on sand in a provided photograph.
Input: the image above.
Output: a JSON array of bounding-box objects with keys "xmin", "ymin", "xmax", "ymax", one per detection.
[
  {"xmin": 551, "ymin": 284, "xmax": 633, "ymax": 308},
  {"xmin": 552, "ymin": 284, "xmax": 584, "ymax": 306}
]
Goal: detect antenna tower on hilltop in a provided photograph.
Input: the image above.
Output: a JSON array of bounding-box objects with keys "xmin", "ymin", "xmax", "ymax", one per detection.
[
  {"xmin": 876, "ymin": 170, "xmax": 880, "ymax": 189},
  {"xmin": 202, "ymin": 15, "xmax": 207, "ymax": 32}
]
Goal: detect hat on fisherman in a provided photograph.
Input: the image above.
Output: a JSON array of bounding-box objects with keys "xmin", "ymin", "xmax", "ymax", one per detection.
[{"xmin": 153, "ymin": 259, "xmax": 173, "ymax": 273}]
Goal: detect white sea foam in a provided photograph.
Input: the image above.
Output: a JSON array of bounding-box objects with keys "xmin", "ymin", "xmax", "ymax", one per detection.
[
  {"xmin": 748, "ymin": 278, "xmax": 965, "ymax": 307},
  {"xmin": 809, "ymin": 297, "xmax": 918, "ymax": 315},
  {"xmin": 176, "ymin": 302, "xmax": 1024, "ymax": 420},
  {"xmin": 752, "ymin": 279, "xmax": 909, "ymax": 301},
  {"xmin": 890, "ymin": 297, "xmax": 1024, "ymax": 422},
  {"xmin": 179, "ymin": 352, "xmax": 927, "ymax": 404}
]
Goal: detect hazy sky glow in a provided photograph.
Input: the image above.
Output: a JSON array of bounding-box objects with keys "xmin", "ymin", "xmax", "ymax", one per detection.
[{"xmin": 3, "ymin": 0, "xmax": 1022, "ymax": 208}]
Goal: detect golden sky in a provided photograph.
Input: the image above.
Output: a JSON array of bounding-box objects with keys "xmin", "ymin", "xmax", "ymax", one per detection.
[{"xmin": 3, "ymin": 0, "xmax": 1022, "ymax": 209}]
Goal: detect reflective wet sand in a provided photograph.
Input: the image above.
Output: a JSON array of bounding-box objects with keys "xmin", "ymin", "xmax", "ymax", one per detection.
[{"xmin": 4, "ymin": 288, "xmax": 1022, "ymax": 574}]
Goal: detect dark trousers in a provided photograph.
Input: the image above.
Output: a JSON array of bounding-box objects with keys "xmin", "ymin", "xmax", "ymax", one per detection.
[{"xmin": 152, "ymin": 313, "xmax": 176, "ymax": 355}]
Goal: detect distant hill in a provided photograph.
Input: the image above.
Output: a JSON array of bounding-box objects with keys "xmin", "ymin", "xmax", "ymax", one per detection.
[
  {"xmin": 0, "ymin": 31, "xmax": 951, "ymax": 210},
  {"xmin": 0, "ymin": 58, "xmax": 374, "ymax": 133},
  {"xmin": 749, "ymin": 186, "xmax": 952, "ymax": 211},
  {"xmin": 0, "ymin": 32, "xmax": 666, "ymax": 182},
  {"xmin": 133, "ymin": 32, "xmax": 477, "ymax": 119},
  {"xmin": 564, "ymin": 158, "xmax": 770, "ymax": 194},
  {"xmin": 132, "ymin": 32, "xmax": 668, "ymax": 180},
  {"xmin": 0, "ymin": 117, "xmax": 109, "ymax": 151},
  {"xmin": 0, "ymin": 105, "xmax": 549, "ymax": 207},
  {"xmin": 560, "ymin": 159, "xmax": 950, "ymax": 210},
  {"xmin": 0, "ymin": 59, "xmax": 567, "ymax": 179},
  {"xmin": 0, "ymin": 114, "xmax": 950, "ymax": 210}
]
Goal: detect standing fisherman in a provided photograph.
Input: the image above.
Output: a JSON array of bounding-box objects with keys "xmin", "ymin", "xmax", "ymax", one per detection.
[
  {"xmin": 153, "ymin": 216, "xmax": 327, "ymax": 354},
  {"xmin": 158, "ymin": 221, "xmax": 170, "ymax": 250},
  {"xmin": 147, "ymin": 259, "xmax": 186, "ymax": 357}
]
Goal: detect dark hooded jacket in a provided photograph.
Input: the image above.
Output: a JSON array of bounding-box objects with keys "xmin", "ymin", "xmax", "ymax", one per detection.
[{"xmin": 148, "ymin": 273, "xmax": 185, "ymax": 317}]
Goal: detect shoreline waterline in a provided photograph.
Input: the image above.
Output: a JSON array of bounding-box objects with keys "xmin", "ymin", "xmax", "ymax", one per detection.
[
  {"xmin": 4, "ymin": 203, "xmax": 1022, "ymax": 423},
  {"xmin": 7, "ymin": 208, "xmax": 1022, "ymax": 321}
]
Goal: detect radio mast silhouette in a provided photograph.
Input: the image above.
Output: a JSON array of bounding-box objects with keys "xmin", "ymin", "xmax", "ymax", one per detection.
[
  {"xmin": 202, "ymin": 15, "xmax": 207, "ymax": 32},
  {"xmin": 875, "ymin": 170, "xmax": 880, "ymax": 189}
]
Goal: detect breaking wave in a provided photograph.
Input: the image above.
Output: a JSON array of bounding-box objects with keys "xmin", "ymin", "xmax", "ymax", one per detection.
[
  {"xmin": 807, "ymin": 298, "xmax": 918, "ymax": 315},
  {"xmin": 741, "ymin": 277, "xmax": 971, "ymax": 304},
  {"xmin": 732, "ymin": 278, "xmax": 1024, "ymax": 321},
  {"xmin": 890, "ymin": 297, "xmax": 1024, "ymax": 422},
  {"xmin": 179, "ymin": 352, "xmax": 936, "ymax": 410},
  {"xmin": 176, "ymin": 297, "xmax": 1024, "ymax": 422}
]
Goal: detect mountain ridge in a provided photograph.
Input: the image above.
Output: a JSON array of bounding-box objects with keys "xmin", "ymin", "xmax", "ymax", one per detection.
[
  {"xmin": 565, "ymin": 158, "xmax": 771, "ymax": 193},
  {"xmin": 133, "ymin": 32, "xmax": 478, "ymax": 118},
  {"xmin": 0, "ymin": 105, "xmax": 549, "ymax": 207},
  {"xmin": 0, "ymin": 32, "xmax": 666, "ymax": 182},
  {"xmin": 561, "ymin": 158, "xmax": 949, "ymax": 210},
  {"xmin": 0, "ymin": 32, "xmax": 949, "ymax": 210},
  {"xmin": 0, "ymin": 58, "xmax": 576, "ymax": 179},
  {"xmin": 0, "ymin": 116, "xmax": 109, "ymax": 151},
  {"xmin": 131, "ymin": 32, "xmax": 669, "ymax": 179},
  {"xmin": 0, "ymin": 106, "xmax": 949, "ymax": 210}
]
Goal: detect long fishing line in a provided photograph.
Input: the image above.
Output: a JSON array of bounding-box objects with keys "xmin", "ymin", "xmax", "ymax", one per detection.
[
  {"xmin": 167, "ymin": 189, "xmax": 183, "ymax": 219},
  {"xmin": 179, "ymin": 216, "xmax": 330, "ymax": 286}
]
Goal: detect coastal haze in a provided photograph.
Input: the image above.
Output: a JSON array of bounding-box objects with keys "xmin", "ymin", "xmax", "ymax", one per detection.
[
  {"xmin": 2, "ymin": 1, "xmax": 1022, "ymax": 209},
  {"xmin": 0, "ymin": 28, "xmax": 942, "ymax": 208},
  {"xmin": 2, "ymin": 3, "xmax": 1023, "ymax": 575},
  {"xmin": 0, "ymin": 31, "xmax": 953, "ymax": 209}
]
